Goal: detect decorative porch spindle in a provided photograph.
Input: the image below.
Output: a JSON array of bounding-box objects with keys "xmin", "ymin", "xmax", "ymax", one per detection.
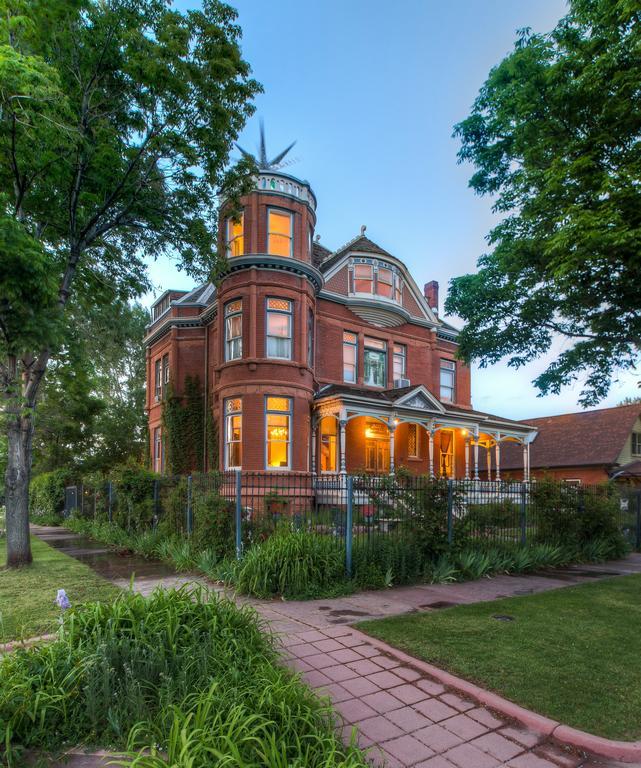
[
  {"xmin": 495, "ymin": 440, "xmax": 501, "ymax": 481},
  {"xmin": 311, "ymin": 424, "xmax": 317, "ymax": 474},
  {"xmin": 486, "ymin": 445, "xmax": 492, "ymax": 481},
  {"xmin": 428, "ymin": 429, "xmax": 435, "ymax": 478},
  {"xmin": 389, "ymin": 424, "xmax": 396, "ymax": 474},
  {"xmin": 339, "ymin": 419, "xmax": 347, "ymax": 474},
  {"xmin": 522, "ymin": 443, "xmax": 528, "ymax": 483},
  {"xmin": 526, "ymin": 442, "xmax": 531, "ymax": 482},
  {"xmin": 473, "ymin": 438, "xmax": 479, "ymax": 481},
  {"xmin": 464, "ymin": 436, "xmax": 470, "ymax": 480}
]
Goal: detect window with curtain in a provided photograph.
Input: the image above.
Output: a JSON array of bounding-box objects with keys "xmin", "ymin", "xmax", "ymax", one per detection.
[
  {"xmin": 266, "ymin": 396, "xmax": 291, "ymax": 469},
  {"xmin": 154, "ymin": 359, "xmax": 161, "ymax": 401},
  {"xmin": 224, "ymin": 299, "xmax": 242, "ymax": 361},
  {"xmin": 319, "ymin": 416, "xmax": 338, "ymax": 472},
  {"xmin": 343, "ymin": 331, "xmax": 358, "ymax": 382},
  {"xmin": 266, "ymin": 298, "xmax": 292, "ymax": 359},
  {"xmin": 364, "ymin": 337, "xmax": 386, "ymax": 387},
  {"xmin": 439, "ymin": 429, "xmax": 454, "ymax": 476},
  {"xmin": 268, "ymin": 210, "xmax": 293, "ymax": 257},
  {"xmin": 393, "ymin": 344, "xmax": 406, "ymax": 380},
  {"xmin": 226, "ymin": 214, "xmax": 244, "ymax": 257},
  {"xmin": 225, "ymin": 398, "xmax": 242, "ymax": 469}
]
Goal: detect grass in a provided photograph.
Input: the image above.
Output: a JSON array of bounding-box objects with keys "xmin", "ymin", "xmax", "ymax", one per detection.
[
  {"xmin": 358, "ymin": 573, "xmax": 641, "ymax": 741},
  {"xmin": 0, "ymin": 586, "xmax": 369, "ymax": 767},
  {"xmin": 0, "ymin": 535, "xmax": 120, "ymax": 642}
]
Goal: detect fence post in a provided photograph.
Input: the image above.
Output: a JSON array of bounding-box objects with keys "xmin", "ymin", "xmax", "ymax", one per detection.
[
  {"xmin": 235, "ymin": 470, "xmax": 242, "ymax": 559},
  {"xmin": 345, "ymin": 475, "xmax": 354, "ymax": 577},
  {"xmin": 186, "ymin": 475, "xmax": 193, "ymax": 535},
  {"xmin": 447, "ymin": 480, "xmax": 454, "ymax": 545},
  {"xmin": 636, "ymin": 492, "xmax": 641, "ymax": 552},
  {"xmin": 520, "ymin": 482, "xmax": 527, "ymax": 546}
]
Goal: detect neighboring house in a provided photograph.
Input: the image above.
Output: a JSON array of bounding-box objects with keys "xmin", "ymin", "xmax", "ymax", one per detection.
[
  {"xmin": 144, "ymin": 153, "xmax": 535, "ymax": 477},
  {"xmin": 499, "ymin": 404, "xmax": 641, "ymax": 485}
]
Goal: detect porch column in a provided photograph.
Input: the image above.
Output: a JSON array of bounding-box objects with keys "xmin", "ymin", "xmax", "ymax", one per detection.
[
  {"xmin": 486, "ymin": 445, "xmax": 492, "ymax": 481},
  {"xmin": 389, "ymin": 424, "xmax": 396, "ymax": 474},
  {"xmin": 495, "ymin": 439, "xmax": 501, "ymax": 482},
  {"xmin": 527, "ymin": 442, "xmax": 531, "ymax": 482},
  {"xmin": 311, "ymin": 423, "xmax": 317, "ymax": 475},
  {"xmin": 339, "ymin": 419, "xmax": 347, "ymax": 475},
  {"xmin": 428, "ymin": 429, "xmax": 435, "ymax": 478},
  {"xmin": 522, "ymin": 443, "xmax": 528, "ymax": 483},
  {"xmin": 473, "ymin": 433, "xmax": 480, "ymax": 481},
  {"xmin": 464, "ymin": 436, "xmax": 471, "ymax": 480}
]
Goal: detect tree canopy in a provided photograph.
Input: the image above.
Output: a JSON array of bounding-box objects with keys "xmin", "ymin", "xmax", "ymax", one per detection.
[
  {"xmin": 447, "ymin": 0, "xmax": 641, "ymax": 406},
  {"xmin": 0, "ymin": 0, "xmax": 260, "ymax": 564}
]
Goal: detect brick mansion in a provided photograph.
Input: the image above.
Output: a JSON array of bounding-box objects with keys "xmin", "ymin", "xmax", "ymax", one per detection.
[{"xmin": 145, "ymin": 147, "xmax": 535, "ymax": 479}]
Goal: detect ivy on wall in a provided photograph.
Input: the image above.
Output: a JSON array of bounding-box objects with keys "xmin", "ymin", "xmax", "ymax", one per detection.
[{"xmin": 161, "ymin": 376, "xmax": 216, "ymax": 475}]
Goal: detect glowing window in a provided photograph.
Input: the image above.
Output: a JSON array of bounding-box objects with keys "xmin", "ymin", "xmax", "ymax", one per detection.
[
  {"xmin": 266, "ymin": 396, "xmax": 292, "ymax": 469},
  {"xmin": 319, "ymin": 416, "xmax": 337, "ymax": 472},
  {"xmin": 268, "ymin": 210, "xmax": 293, "ymax": 257},
  {"xmin": 226, "ymin": 214, "xmax": 244, "ymax": 257},
  {"xmin": 225, "ymin": 398, "xmax": 242, "ymax": 469},
  {"xmin": 354, "ymin": 264, "xmax": 374, "ymax": 293}
]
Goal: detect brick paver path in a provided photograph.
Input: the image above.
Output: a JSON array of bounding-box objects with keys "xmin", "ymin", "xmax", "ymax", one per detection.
[{"xmin": 32, "ymin": 527, "xmax": 641, "ymax": 768}]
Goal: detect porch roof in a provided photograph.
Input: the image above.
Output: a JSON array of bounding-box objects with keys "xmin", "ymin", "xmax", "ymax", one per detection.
[{"xmin": 313, "ymin": 384, "xmax": 536, "ymax": 438}]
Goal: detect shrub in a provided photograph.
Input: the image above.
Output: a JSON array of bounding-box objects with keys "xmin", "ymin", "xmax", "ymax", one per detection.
[
  {"xmin": 233, "ymin": 529, "xmax": 345, "ymax": 598},
  {"xmin": 352, "ymin": 534, "xmax": 427, "ymax": 589},
  {"xmin": 191, "ymin": 482, "xmax": 235, "ymax": 558},
  {"xmin": 29, "ymin": 469, "xmax": 73, "ymax": 523},
  {"xmin": 111, "ymin": 464, "xmax": 158, "ymax": 531},
  {"xmin": 461, "ymin": 500, "xmax": 520, "ymax": 537},
  {"xmin": 0, "ymin": 587, "xmax": 369, "ymax": 768}
]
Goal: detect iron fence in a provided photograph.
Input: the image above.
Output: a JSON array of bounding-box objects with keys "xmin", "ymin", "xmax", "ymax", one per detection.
[{"xmin": 66, "ymin": 473, "xmax": 641, "ymax": 572}]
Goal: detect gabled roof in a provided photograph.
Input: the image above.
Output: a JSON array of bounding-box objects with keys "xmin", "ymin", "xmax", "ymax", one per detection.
[
  {"xmin": 175, "ymin": 283, "xmax": 216, "ymax": 306},
  {"xmin": 312, "ymin": 241, "xmax": 332, "ymax": 269},
  {"xmin": 319, "ymin": 234, "xmax": 395, "ymax": 273},
  {"xmin": 500, "ymin": 404, "xmax": 641, "ymax": 470}
]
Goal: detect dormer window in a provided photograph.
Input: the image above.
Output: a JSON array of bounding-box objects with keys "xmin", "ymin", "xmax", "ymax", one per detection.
[
  {"xmin": 152, "ymin": 294, "xmax": 171, "ymax": 322},
  {"xmin": 349, "ymin": 259, "xmax": 403, "ymax": 303},
  {"xmin": 226, "ymin": 214, "xmax": 244, "ymax": 257},
  {"xmin": 268, "ymin": 209, "xmax": 293, "ymax": 257}
]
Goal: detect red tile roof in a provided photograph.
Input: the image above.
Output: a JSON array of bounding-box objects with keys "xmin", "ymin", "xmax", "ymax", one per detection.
[{"xmin": 500, "ymin": 404, "xmax": 641, "ymax": 470}]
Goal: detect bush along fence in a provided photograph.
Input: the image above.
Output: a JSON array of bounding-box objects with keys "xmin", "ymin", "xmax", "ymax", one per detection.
[{"xmin": 53, "ymin": 469, "xmax": 638, "ymax": 580}]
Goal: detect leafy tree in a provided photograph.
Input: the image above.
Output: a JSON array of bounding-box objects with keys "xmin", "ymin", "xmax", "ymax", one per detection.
[
  {"xmin": 447, "ymin": 0, "xmax": 641, "ymax": 407},
  {"xmin": 0, "ymin": 0, "xmax": 260, "ymax": 565},
  {"xmin": 31, "ymin": 300, "xmax": 149, "ymax": 475}
]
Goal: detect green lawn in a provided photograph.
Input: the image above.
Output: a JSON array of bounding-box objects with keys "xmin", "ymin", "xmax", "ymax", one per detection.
[
  {"xmin": 0, "ymin": 536, "xmax": 120, "ymax": 642},
  {"xmin": 358, "ymin": 574, "xmax": 641, "ymax": 741}
]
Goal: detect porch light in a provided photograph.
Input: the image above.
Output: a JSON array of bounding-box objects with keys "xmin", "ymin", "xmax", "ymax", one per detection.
[
  {"xmin": 393, "ymin": 418, "xmax": 399, "ymax": 425},
  {"xmin": 461, "ymin": 429, "xmax": 467, "ymax": 436},
  {"xmin": 365, "ymin": 427, "xmax": 376, "ymax": 438}
]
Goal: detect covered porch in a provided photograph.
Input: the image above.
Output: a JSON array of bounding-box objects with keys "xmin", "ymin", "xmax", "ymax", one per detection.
[{"xmin": 312, "ymin": 384, "xmax": 535, "ymax": 481}]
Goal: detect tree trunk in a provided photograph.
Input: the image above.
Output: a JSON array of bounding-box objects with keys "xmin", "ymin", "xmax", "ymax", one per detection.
[{"xmin": 4, "ymin": 413, "xmax": 34, "ymax": 567}]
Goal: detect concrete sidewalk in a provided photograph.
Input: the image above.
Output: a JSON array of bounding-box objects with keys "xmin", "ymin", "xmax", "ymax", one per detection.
[{"xmin": 32, "ymin": 526, "xmax": 641, "ymax": 767}]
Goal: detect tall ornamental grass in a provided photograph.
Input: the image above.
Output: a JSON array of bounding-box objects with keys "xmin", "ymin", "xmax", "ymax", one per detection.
[{"xmin": 0, "ymin": 586, "xmax": 368, "ymax": 768}]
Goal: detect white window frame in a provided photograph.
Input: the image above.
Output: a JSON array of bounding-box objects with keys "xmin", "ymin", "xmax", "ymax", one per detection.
[
  {"xmin": 154, "ymin": 359, "xmax": 162, "ymax": 401},
  {"xmin": 393, "ymin": 343, "xmax": 406, "ymax": 380},
  {"xmin": 162, "ymin": 354, "xmax": 170, "ymax": 387},
  {"xmin": 226, "ymin": 213, "xmax": 244, "ymax": 257},
  {"xmin": 265, "ymin": 396, "xmax": 292, "ymax": 470},
  {"xmin": 440, "ymin": 359, "xmax": 456, "ymax": 402},
  {"xmin": 364, "ymin": 337, "xmax": 387, "ymax": 388},
  {"xmin": 224, "ymin": 299, "xmax": 243, "ymax": 361},
  {"xmin": 153, "ymin": 427, "xmax": 163, "ymax": 473},
  {"xmin": 266, "ymin": 298, "xmax": 293, "ymax": 360},
  {"xmin": 224, "ymin": 398, "xmax": 242, "ymax": 470},
  {"xmin": 343, "ymin": 331, "xmax": 358, "ymax": 383},
  {"xmin": 267, "ymin": 208, "xmax": 293, "ymax": 257},
  {"xmin": 632, "ymin": 433, "xmax": 641, "ymax": 456}
]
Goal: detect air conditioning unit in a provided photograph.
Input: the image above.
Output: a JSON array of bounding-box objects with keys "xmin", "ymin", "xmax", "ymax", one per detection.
[{"xmin": 394, "ymin": 378, "xmax": 411, "ymax": 388}]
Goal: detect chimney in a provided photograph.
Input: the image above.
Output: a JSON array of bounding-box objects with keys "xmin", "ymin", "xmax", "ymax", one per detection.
[{"xmin": 424, "ymin": 281, "xmax": 439, "ymax": 315}]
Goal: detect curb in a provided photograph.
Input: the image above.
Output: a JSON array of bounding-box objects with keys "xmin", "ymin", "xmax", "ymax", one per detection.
[{"xmin": 353, "ymin": 627, "xmax": 641, "ymax": 764}]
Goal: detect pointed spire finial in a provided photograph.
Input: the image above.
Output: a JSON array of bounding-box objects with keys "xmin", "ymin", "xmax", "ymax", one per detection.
[{"xmin": 235, "ymin": 121, "xmax": 297, "ymax": 171}]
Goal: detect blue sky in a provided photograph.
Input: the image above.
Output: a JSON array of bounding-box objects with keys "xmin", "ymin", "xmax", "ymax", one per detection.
[{"xmin": 150, "ymin": 0, "xmax": 639, "ymax": 419}]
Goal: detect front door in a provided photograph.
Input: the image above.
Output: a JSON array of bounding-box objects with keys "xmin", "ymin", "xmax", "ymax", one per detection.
[{"xmin": 365, "ymin": 421, "xmax": 390, "ymax": 473}]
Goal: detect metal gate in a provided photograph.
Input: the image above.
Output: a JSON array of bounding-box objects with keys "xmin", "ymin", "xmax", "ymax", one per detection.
[{"xmin": 64, "ymin": 485, "xmax": 81, "ymax": 518}]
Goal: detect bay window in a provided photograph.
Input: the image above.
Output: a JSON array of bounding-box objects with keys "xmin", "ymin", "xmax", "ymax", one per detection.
[
  {"xmin": 266, "ymin": 298, "xmax": 292, "ymax": 359},
  {"xmin": 266, "ymin": 396, "xmax": 291, "ymax": 469},
  {"xmin": 440, "ymin": 359, "xmax": 456, "ymax": 402},
  {"xmin": 226, "ymin": 214, "xmax": 244, "ymax": 257},
  {"xmin": 377, "ymin": 267, "xmax": 394, "ymax": 298},
  {"xmin": 224, "ymin": 299, "xmax": 242, "ymax": 361},
  {"xmin": 354, "ymin": 263, "xmax": 374, "ymax": 293},
  {"xmin": 364, "ymin": 337, "xmax": 386, "ymax": 387},
  {"xmin": 268, "ymin": 209, "xmax": 293, "ymax": 257},
  {"xmin": 225, "ymin": 398, "xmax": 242, "ymax": 469},
  {"xmin": 343, "ymin": 331, "xmax": 358, "ymax": 383}
]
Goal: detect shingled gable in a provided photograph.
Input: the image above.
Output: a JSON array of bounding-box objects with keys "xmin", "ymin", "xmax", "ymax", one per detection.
[{"xmin": 500, "ymin": 403, "xmax": 641, "ymax": 471}]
